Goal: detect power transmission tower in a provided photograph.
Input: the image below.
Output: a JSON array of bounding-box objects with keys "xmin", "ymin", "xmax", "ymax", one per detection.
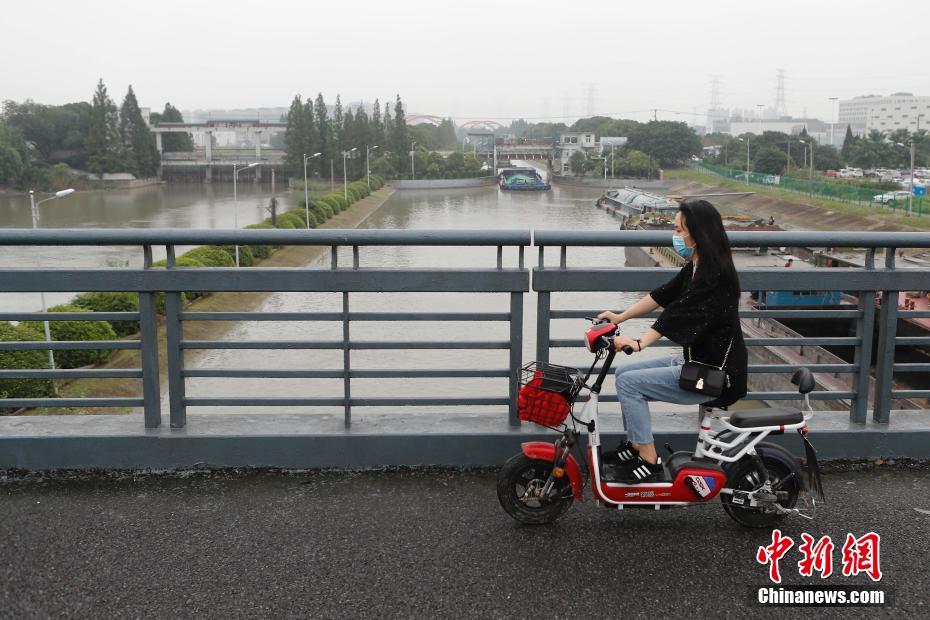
[{"xmin": 775, "ymin": 69, "xmax": 787, "ymax": 117}]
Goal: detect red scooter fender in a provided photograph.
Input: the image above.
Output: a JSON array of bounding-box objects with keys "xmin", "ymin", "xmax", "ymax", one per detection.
[{"xmin": 521, "ymin": 442, "xmax": 584, "ymax": 501}]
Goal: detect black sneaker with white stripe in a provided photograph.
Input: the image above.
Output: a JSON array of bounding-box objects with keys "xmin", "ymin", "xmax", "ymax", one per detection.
[
  {"xmin": 621, "ymin": 456, "xmax": 665, "ymax": 483},
  {"xmin": 615, "ymin": 440, "xmax": 639, "ymax": 462}
]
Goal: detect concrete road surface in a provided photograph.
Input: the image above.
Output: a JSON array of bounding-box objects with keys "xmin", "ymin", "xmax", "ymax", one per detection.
[{"xmin": 1, "ymin": 464, "xmax": 927, "ymax": 618}]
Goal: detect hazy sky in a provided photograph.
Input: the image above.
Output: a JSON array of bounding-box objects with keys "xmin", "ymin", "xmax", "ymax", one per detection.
[{"xmin": 3, "ymin": 0, "xmax": 928, "ymax": 125}]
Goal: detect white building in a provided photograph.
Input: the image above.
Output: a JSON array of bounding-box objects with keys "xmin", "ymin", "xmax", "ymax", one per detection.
[
  {"xmin": 558, "ymin": 132, "xmax": 597, "ymax": 174},
  {"xmin": 838, "ymin": 93, "xmax": 930, "ymax": 137}
]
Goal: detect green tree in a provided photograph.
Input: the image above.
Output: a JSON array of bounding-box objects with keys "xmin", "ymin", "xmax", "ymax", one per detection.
[
  {"xmin": 383, "ymin": 101, "xmax": 393, "ymax": 147},
  {"xmin": 119, "ymin": 85, "xmax": 159, "ymax": 177},
  {"xmin": 391, "ymin": 95, "xmax": 408, "ymax": 172},
  {"xmin": 841, "ymin": 125, "xmax": 855, "ymax": 161},
  {"xmin": 314, "ymin": 93, "xmax": 330, "ymax": 177},
  {"xmin": 0, "ymin": 123, "xmax": 27, "ymax": 185},
  {"xmin": 371, "ymin": 98, "xmax": 384, "ymax": 149},
  {"xmin": 86, "ymin": 79, "xmax": 123, "ymax": 174},
  {"xmin": 569, "ymin": 150, "xmax": 588, "ymax": 176},
  {"xmin": 753, "ymin": 147, "xmax": 787, "ymax": 175},
  {"xmin": 284, "ymin": 94, "xmax": 307, "ymax": 177},
  {"xmin": 333, "ymin": 94, "xmax": 344, "ymax": 161},
  {"xmin": 627, "ymin": 121, "xmax": 701, "ymax": 167},
  {"xmin": 155, "ymin": 102, "xmax": 193, "ymax": 151}
]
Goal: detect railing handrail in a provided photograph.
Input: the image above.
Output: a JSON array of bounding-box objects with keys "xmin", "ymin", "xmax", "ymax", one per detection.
[
  {"xmin": 533, "ymin": 230, "xmax": 930, "ymax": 248},
  {"xmin": 0, "ymin": 228, "xmax": 532, "ymax": 247}
]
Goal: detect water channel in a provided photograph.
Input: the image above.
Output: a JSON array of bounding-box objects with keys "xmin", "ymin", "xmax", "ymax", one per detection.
[
  {"xmin": 1, "ymin": 181, "xmax": 669, "ymax": 416},
  {"xmin": 182, "ymin": 184, "xmax": 660, "ymax": 417}
]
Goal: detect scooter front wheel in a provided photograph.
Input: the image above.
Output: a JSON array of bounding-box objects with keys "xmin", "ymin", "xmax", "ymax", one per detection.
[{"xmin": 497, "ymin": 453, "xmax": 574, "ymax": 525}]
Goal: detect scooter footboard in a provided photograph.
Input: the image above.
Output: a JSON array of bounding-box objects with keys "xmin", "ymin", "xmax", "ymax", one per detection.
[{"xmin": 520, "ymin": 442, "xmax": 584, "ymax": 501}]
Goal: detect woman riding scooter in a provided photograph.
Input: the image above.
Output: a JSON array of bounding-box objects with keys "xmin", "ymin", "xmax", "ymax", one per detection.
[{"xmin": 598, "ymin": 199, "xmax": 748, "ymax": 483}]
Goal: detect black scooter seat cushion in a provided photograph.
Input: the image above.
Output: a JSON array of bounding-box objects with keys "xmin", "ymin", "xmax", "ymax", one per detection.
[{"xmin": 728, "ymin": 408, "xmax": 804, "ymax": 428}]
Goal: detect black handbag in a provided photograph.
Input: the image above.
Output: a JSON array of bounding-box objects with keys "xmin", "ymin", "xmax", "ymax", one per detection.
[{"xmin": 678, "ymin": 339, "xmax": 733, "ymax": 397}]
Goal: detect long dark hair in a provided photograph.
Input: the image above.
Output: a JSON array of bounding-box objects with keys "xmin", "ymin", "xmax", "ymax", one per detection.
[{"xmin": 678, "ymin": 198, "xmax": 740, "ymax": 295}]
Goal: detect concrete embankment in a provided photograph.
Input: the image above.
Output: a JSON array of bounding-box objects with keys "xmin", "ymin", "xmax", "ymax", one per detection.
[
  {"xmin": 669, "ymin": 178, "xmax": 926, "ymax": 233},
  {"xmin": 392, "ymin": 177, "xmax": 497, "ymax": 189}
]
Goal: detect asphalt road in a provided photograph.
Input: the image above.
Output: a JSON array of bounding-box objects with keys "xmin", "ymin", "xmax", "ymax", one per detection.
[{"xmin": 1, "ymin": 464, "xmax": 928, "ymax": 619}]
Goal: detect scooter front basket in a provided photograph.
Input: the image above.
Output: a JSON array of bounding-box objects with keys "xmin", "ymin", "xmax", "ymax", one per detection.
[{"xmin": 517, "ymin": 362, "xmax": 582, "ymax": 427}]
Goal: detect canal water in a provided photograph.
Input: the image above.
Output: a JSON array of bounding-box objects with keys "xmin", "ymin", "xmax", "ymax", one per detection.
[
  {"xmin": 0, "ymin": 180, "xmax": 676, "ymax": 416},
  {"xmin": 0, "ymin": 183, "xmax": 287, "ymax": 312},
  {"xmin": 181, "ymin": 184, "xmax": 666, "ymax": 417}
]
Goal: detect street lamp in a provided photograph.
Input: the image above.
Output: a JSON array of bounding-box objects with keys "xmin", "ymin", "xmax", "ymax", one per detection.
[
  {"xmin": 829, "ymin": 97, "xmax": 839, "ymax": 148},
  {"xmin": 28, "ymin": 188, "xmax": 75, "ymax": 371},
  {"xmin": 366, "ymin": 145, "xmax": 379, "ymax": 190},
  {"xmin": 737, "ymin": 137, "xmax": 750, "ymax": 181},
  {"xmin": 302, "ymin": 152, "xmax": 322, "ymax": 229},
  {"xmin": 786, "ymin": 140, "xmax": 792, "ymax": 175},
  {"xmin": 592, "ymin": 156, "xmax": 607, "ymax": 181},
  {"xmin": 799, "ymin": 140, "xmax": 814, "ymax": 196},
  {"xmin": 342, "ymin": 148, "xmax": 357, "ymax": 201},
  {"xmin": 233, "ymin": 162, "xmax": 260, "ymax": 267},
  {"xmin": 410, "ymin": 141, "xmax": 416, "ymax": 180}
]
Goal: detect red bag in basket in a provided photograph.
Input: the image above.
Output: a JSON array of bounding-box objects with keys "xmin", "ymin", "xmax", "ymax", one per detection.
[{"xmin": 518, "ymin": 371, "xmax": 571, "ymax": 426}]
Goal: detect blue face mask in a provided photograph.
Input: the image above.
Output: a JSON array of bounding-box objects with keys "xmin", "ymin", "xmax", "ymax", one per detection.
[{"xmin": 672, "ymin": 234, "xmax": 693, "ymax": 258}]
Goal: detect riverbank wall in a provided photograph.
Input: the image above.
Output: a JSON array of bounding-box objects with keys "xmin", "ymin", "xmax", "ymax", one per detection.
[
  {"xmin": 551, "ymin": 175, "xmax": 673, "ymax": 191},
  {"xmin": 392, "ymin": 177, "xmax": 497, "ymax": 189}
]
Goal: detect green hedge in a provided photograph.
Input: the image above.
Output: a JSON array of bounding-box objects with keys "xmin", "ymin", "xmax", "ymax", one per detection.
[
  {"xmin": 0, "ymin": 322, "xmax": 55, "ymax": 407},
  {"xmin": 245, "ymin": 222, "xmax": 275, "ymax": 258},
  {"xmin": 174, "ymin": 256, "xmax": 207, "ymax": 299},
  {"xmin": 277, "ymin": 212, "xmax": 306, "ymax": 229},
  {"xmin": 22, "ymin": 305, "xmax": 116, "ymax": 368},
  {"xmin": 184, "ymin": 246, "xmax": 236, "ymax": 268},
  {"xmin": 72, "ymin": 291, "xmax": 140, "ymax": 336},
  {"xmin": 285, "ymin": 208, "xmax": 309, "ymax": 227},
  {"xmin": 349, "ymin": 181, "xmax": 370, "ymax": 199},
  {"xmin": 316, "ymin": 201, "xmax": 335, "ymax": 220}
]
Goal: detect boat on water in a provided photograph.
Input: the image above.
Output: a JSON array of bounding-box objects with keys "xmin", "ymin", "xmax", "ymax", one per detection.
[
  {"xmin": 498, "ymin": 167, "xmax": 550, "ymax": 191},
  {"xmin": 595, "ymin": 187, "xmax": 678, "ymax": 227}
]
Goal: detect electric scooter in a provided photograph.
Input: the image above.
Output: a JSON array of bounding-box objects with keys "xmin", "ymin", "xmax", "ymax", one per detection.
[{"xmin": 497, "ymin": 320, "xmax": 825, "ymax": 527}]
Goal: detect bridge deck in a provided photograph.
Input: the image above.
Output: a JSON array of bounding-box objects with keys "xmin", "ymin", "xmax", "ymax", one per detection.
[{"xmin": 1, "ymin": 466, "xmax": 926, "ymax": 617}]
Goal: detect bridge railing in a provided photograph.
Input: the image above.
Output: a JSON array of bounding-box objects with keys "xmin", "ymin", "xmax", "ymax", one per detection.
[
  {"xmin": 1, "ymin": 229, "xmax": 929, "ymax": 429},
  {"xmin": 533, "ymin": 230, "xmax": 930, "ymax": 424},
  {"xmin": 0, "ymin": 229, "xmax": 530, "ymax": 429}
]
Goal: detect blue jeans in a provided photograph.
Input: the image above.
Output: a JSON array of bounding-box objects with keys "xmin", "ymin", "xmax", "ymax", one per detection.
[{"xmin": 614, "ymin": 352, "xmax": 713, "ymax": 444}]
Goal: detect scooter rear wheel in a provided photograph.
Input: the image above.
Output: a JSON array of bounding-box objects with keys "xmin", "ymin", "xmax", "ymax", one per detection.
[
  {"xmin": 722, "ymin": 455, "xmax": 800, "ymax": 528},
  {"xmin": 497, "ymin": 454, "xmax": 574, "ymax": 525}
]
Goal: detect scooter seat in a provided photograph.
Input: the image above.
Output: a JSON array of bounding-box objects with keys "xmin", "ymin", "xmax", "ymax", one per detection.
[{"xmin": 727, "ymin": 408, "xmax": 804, "ymax": 428}]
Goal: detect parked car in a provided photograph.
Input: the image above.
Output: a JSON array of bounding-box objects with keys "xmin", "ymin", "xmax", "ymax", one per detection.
[{"xmin": 872, "ymin": 190, "xmax": 912, "ymax": 204}]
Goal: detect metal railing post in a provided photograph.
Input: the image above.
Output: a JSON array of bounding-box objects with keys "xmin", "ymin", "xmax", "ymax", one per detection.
[
  {"xmin": 872, "ymin": 248, "xmax": 897, "ymax": 423},
  {"xmin": 165, "ymin": 245, "xmax": 187, "ymax": 428},
  {"xmin": 850, "ymin": 249, "xmax": 876, "ymax": 423},
  {"xmin": 509, "ymin": 291, "xmax": 524, "ymax": 426},
  {"xmin": 343, "ymin": 290, "xmax": 351, "ymax": 428},
  {"xmin": 139, "ymin": 245, "xmax": 162, "ymax": 428}
]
